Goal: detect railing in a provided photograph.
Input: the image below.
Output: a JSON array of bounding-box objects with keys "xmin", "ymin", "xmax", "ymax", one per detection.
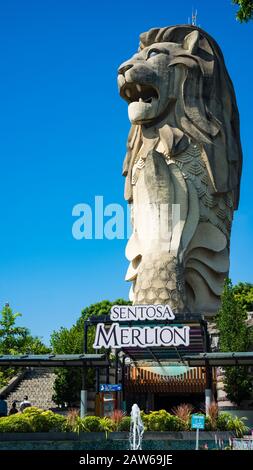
[{"xmin": 233, "ymin": 437, "xmax": 253, "ymax": 450}]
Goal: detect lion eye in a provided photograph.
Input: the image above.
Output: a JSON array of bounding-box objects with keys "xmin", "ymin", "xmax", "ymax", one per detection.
[{"xmin": 147, "ymin": 50, "xmax": 160, "ymax": 59}]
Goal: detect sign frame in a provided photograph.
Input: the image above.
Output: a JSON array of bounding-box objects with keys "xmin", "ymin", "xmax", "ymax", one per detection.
[
  {"xmin": 99, "ymin": 384, "xmax": 122, "ymax": 393},
  {"xmin": 191, "ymin": 414, "xmax": 205, "ymax": 430}
]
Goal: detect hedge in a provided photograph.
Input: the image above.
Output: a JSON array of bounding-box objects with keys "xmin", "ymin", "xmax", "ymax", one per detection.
[{"xmin": 0, "ymin": 407, "xmax": 248, "ymax": 437}]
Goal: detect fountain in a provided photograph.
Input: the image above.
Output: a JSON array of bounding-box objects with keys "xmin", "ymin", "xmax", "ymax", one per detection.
[{"xmin": 129, "ymin": 404, "xmax": 144, "ymax": 450}]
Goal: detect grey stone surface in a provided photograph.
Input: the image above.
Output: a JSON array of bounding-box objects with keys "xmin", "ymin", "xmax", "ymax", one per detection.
[
  {"xmin": 5, "ymin": 368, "xmax": 57, "ymax": 411},
  {"xmin": 118, "ymin": 25, "xmax": 242, "ymax": 314}
]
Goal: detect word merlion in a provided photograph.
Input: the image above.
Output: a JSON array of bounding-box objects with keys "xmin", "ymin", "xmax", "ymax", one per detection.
[{"xmin": 118, "ymin": 25, "xmax": 242, "ymax": 314}]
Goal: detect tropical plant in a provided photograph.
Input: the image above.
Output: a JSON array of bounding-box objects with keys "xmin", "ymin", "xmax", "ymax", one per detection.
[
  {"xmin": 208, "ymin": 411, "xmax": 249, "ymax": 437},
  {"xmin": 65, "ymin": 408, "xmax": 80, "ymax": 430},
  {"xmin": 216, "ymin": 412, "xmax": 231, "ymax": 431},
  {"xmin": 68, "ymin": 416, "xmax": 85, "ymax": 434},
  {"xmin": 172, "ymin": 403, "xmax": 193, "ymax": 431},
  {"xmin": 206, "ymin": 402, "xmax": 219, "ymax": 431},
  {"xmin": 100, "ymin": 417, "xmax": 115, "ymax": 433},
  {"xmin": 227, "ymin": 415, "xmax": 249, "ymax": 437},
  {"xmin": 66, "ymin": 413, "xmax": 112, "ymax": 434},
  {"xmin": 110, "ymin": 409, "xmax": 126, "ymax": 431}
]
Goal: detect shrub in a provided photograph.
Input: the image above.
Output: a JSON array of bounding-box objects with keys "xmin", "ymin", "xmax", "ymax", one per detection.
[
  {"xmin": 140, "ymin": 411, "xmax": 150, "ymax": 431},
  {"xmin": 0, "ymin": 407, "xmax": 66, "ymax": 433},
  {"xmin": 2, "ymin": 406, "xmax": 248, "ymax": 435},
  {"xmin": 81, "ymin": 416, "xmax": 103, "ymax": 432},
  {"xmin": 21, "ymin": 406, "xmax": 43, "ymax": 416},
  {"xmin": 38, "ymin": 411, "xmax": 66, "ymax": 431},
  {"xmin": 0, "ymin": 415, "xmax": 33, "ymax": 433},
  {"xmin": 118, "ymin": 416, "xmax": 131, "ymax": 432},
  {"xmin": 147, "ymin": 410, "xmax": 183, "ymax": 432},
  {"xmin": 22, "ymin": 406, "xmax": 66, "ymax": 432},
  {"xmin": 148, "ymin": 410, "xmax": 168, "ymax": 432},
  {"xmin": 164, "ymin": 414, "xmax": 183, "ymax": 431}
]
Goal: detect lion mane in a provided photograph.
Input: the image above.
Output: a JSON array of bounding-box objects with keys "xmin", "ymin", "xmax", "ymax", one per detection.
[
  {"xmin": 123, "ymin": 25, "xmax": 242, "ymax": 210},
  {"xmin": 120, "ymin": 25, "xmax": 242, "ymax": 313}
]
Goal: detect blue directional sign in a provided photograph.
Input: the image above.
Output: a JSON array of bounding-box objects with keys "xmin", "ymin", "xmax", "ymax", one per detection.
[
  {"xmin": 191, "ymin": 414, "xmax": 205, "ymax": 430},
  {"xmin": 99, "ymin": 384, "xmax": 122, "ymax": 393}
]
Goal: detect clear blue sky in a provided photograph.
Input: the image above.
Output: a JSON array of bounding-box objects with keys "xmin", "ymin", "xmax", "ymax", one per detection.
[{"xmin": 0, "ymin": 0, "xmax": 252, "ymax": 344}]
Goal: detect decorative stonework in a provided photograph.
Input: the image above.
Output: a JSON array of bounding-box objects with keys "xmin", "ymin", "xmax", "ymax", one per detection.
[{"xmin": 118, "ymin": 25, "xmax": 242, "ymax": 314}]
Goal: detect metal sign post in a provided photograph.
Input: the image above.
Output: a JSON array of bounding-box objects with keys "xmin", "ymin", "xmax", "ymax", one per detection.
[
  {"xmin": 195, "ymin": 427, "xmax": 199, "ymax": 451},
  {"xmin": 191, "ymin": 414, "xmax": 205, "ymax": 450}
]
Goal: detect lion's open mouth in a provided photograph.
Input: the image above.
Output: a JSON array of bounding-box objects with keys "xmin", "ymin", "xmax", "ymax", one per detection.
[{"xmin": 121, "ymin": 83, "xmax": 159, "ymax": 104}]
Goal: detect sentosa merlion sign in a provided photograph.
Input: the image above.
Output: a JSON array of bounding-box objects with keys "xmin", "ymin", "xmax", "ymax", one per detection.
[
  {"xmin": 93, "ymin": 305, "xmax": 190, "ymax": 349},
  {"xmin": 118, "ymin": 25, "xmax": 242, "ymax": 314}
]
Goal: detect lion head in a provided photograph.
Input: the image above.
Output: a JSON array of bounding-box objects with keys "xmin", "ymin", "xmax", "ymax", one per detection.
[
  {"xmin": 118, "ymin": 38, "xmax": 184, "ymax": 124},
  {"xmin": 118, "ymin": 25, "xmax": 242, "ymax": 210}
]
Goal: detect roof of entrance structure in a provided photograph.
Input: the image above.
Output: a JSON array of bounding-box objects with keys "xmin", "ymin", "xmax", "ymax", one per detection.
[
  {"xmin": 0, "ymin": 354, "xmax": 109, "ymax": 367},
  {"xmin": 184, "ymin": 352, "xmax": 253, "ymax": 366}
]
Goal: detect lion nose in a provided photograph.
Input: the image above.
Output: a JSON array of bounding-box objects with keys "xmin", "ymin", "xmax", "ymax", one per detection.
[{"xmin": 118, "ymin": 63, "xmax": 134, "ymax": 76}]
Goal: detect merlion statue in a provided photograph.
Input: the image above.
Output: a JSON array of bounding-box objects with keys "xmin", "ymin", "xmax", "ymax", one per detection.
[{"xmin": 118, "ymin": 25, "xmax": 242, "ymax": 315}]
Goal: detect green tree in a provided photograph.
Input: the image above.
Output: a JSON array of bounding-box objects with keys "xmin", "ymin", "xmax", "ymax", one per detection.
[
  {"xmin": 51, "ymin": 299, "xmax": 131, "ymax": 406},
  {"xmin": 0, "ymin": 304, "xmax": 28, "ymax": 354},
  {"xmin": 0, "ymin": 304, "xmax": 50, "ymax": 388},
  {"xmin": 233, "ymin": 282, "xmax": 253, "ymax": 311},
  {"xmin": 233, "ymin": 0, "xmax": 253, "ymax": 22},
  {"xmin": 217, "ymin": 279, "xmax": 252, "ymax": 405},
  {"xmin": 0, "ymin": 303, "xmax": 50, "ymax": 355},
  {"xmin": 51, "ymin": 325, "xmax": 84, "ymax": 405}
]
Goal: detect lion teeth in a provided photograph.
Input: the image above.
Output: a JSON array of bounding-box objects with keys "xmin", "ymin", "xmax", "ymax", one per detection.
[
  {"xmin": 125, "ymin": 89, "xmax": 131, "ymax": 98},
  {"xmin": 136, "ymin": 84, "xmax": 142, "ymax": 92},
  {"xmin": 117, "ymin": 74, "xmax": 125, "ymax": 89}
]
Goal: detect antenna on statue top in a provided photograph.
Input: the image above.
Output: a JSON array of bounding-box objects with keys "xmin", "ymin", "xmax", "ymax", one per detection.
[{"xmin": 191, "ymin": 8, "xmax": 197, "ymax": 26}]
